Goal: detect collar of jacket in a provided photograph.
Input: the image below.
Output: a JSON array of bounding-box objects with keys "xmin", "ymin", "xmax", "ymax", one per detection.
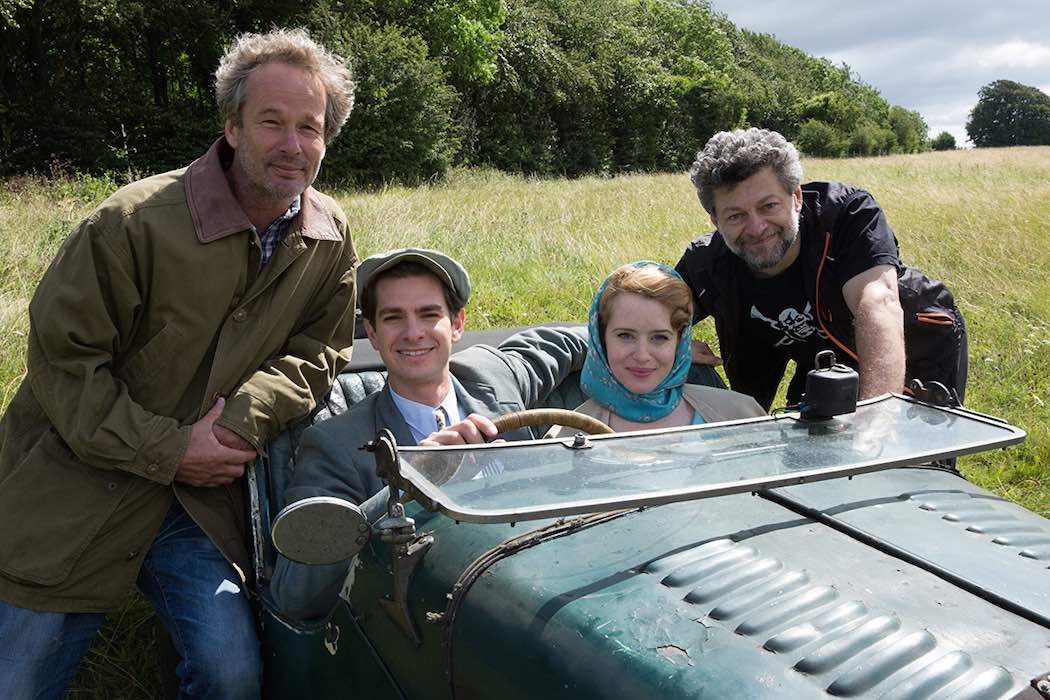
[
  {"xmin": 183, "ymin": 137, "xmax": 343, "ymax": 245},
  {"xmin": 374, "ymin": 385, "xmax": 420, "ymax": 447}
]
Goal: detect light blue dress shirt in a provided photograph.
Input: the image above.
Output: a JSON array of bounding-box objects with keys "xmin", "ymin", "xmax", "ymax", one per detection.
[{"xmin": 388, "ymin": 386, "xmax": 463, "ymax": 443}]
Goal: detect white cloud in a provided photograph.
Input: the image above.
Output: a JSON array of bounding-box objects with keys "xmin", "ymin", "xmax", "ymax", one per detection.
[
  {"xmin": 708, "ymin": 0, "xmax": 1050, "ymax": 145},
  {"xmin": 975, "ymin": 40, "xmax": 1050, "ymax": 70}
]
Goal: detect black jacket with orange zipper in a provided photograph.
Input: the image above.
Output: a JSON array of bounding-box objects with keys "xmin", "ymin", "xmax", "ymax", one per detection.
[{"xmin": 676, "ymin": 181, "xmax": 967, "ymax": 411}]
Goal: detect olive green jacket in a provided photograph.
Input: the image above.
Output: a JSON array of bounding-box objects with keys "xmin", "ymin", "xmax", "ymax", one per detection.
[{"xmin": 0, "ymin": 139, "xmax": 357, "ymax": 612}]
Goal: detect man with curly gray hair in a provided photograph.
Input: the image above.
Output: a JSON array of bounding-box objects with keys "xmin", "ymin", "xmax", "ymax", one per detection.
[
  {"xmin": 675, "ymin": 128, "xmax": 967, "ymax": 412},
  {"xmin": 216, "ymin": 27, "xmax": 355, "ymax": 148},
  {"xmin": 0, "ymin": 28, "xmax": 358, "ymax": 698}
]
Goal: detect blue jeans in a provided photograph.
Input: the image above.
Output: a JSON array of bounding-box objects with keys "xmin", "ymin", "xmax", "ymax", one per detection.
[{"xmin": 0, "ymin": 500, "xmax": 261, "ymax": 699}]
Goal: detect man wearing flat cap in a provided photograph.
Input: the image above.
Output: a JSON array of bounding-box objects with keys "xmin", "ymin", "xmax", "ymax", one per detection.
[{"xmin": 270, "ymin": 248, "xmax": 587, "ymax": 621}]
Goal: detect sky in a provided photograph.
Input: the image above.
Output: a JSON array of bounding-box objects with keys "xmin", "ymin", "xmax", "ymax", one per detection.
[{"xmin": 707, "ymin": 0, "xmax": 1050, "ymax": 146}]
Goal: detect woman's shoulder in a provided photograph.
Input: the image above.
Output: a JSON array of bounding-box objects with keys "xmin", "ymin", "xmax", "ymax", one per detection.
[
  {"xmin": 571, "ymin": 398, "xmax": 602, "ymax": 416},
  {"xmin": 682, "ymin": 384, "xmax": 766, "ymax": 420},
  {"xmin": 545, "ymin": 398, "xmax": 611, "ymax": 438}
]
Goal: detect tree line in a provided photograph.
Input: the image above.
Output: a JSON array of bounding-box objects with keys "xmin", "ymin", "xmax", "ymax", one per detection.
[
  {"xmin": 3, "ymin": 0, "xmax": 1030, "ymax": 186},
  {"xmin": 965, "ymin": 79, "xmax": 1050, "ymax": 148}
]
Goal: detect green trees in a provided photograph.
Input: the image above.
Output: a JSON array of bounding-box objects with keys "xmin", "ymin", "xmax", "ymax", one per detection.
[
  {"xmin": 929, "ymin": 131, "xmax": 956, "ymax": 150},
  {"xmin": 0, "ymin": 0, "xmax": 937, "ymax": 182},
  {"xmin": 888, "ymin": 106, "xmax": 929, "ymax": 154},
  {"xmin": 314, "ymin": 22, "xmax": 461, "ymax": 184},
  {"xmin": 716, "ymin": 25, "xmax": 919, "ymax": 159},
  {"xmin": 465, "ymin": 0, "xmax": 741, "ymax": 175},
  {"xmin": 847, "ymin": 124, "xmax": 895, "ymax": 157},
  {"xmin": 1, "ymin": 0, "xmax": 289, "ymax": 174},
  {"xmin": 796, "ymin": 119, "xmax": 845, "ymax": 157},
  {"xmin": 966, "ymin": 80, "xmax": 1050, "ymax": 147},
  {"xmin": 0, "ymin": 0, "xmax": 30, "ymax": 27}
]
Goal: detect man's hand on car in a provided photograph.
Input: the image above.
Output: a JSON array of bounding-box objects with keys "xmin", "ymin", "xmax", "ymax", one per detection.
[
  {"xmin": 420, "ymin": 413, "xmax": 502, "ymax": 446},
  {"xmin": 176, "ymin": 398, "xmax": 257, "ymax": 487}
]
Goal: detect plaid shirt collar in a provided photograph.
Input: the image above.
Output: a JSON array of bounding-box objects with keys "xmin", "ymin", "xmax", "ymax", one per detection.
[
  {"xmin": 258, "ymin": 194, "xmax": 301, "ymax": 266},
  {"xmin": 186, "ymin": 138, "xmax": 342, "ymax": 244}
]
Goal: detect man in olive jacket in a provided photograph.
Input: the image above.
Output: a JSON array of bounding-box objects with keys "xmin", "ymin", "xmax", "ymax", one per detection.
[{"xmin": 0, "ymin": 29, "xmax": 357, "ymax": 698}]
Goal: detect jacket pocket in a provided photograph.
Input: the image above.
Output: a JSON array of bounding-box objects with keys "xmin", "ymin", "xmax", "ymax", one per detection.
[
  {"xmin": 119, "ymin": 322, "xmax": 182, "ymax": 389},
  {"xmin": 0, "ymin": 429, "xmax": 128, "ymax": 585},
  {"xmin": 916, "ymin": 311, "xmax": 955, "ymax": 327}
]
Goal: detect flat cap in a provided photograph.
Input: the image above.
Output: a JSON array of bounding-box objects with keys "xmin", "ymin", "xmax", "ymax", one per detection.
[{"xmin": 357, "ymin": 247, "xmax": 471, "ymax": 311}]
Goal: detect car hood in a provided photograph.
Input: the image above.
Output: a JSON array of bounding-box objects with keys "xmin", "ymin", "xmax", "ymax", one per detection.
[
  {"xmin": 775, "ymin": 466, "xmax": 1050, "ymax": 626},
  {"xmin": 349, "ymin": 467, "xmax": 1050, "ymax": 699}
]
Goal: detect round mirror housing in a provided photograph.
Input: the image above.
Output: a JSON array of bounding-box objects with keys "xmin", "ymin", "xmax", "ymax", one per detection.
[{"xmin": 271, "ymin": 496, "xmax": 371, "ymax": 565}]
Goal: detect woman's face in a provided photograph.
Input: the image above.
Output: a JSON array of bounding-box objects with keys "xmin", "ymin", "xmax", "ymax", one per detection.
[{"xmin": 603, "ymin": 292, "xmax": 679, "ymax": 394}]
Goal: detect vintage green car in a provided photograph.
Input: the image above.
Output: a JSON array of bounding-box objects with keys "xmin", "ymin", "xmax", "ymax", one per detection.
[{"xmin": 248, "ymin": 329, "xmax": 1049, "ymax": 700}]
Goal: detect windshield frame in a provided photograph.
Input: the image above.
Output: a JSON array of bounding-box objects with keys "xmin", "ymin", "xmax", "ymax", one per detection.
[{"xmin": 395, "ymin": 395, "xmax": 1026, "ymax": 524}]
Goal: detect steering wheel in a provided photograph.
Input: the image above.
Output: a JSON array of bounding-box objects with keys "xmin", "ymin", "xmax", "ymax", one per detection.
[
  {"xmin": 491, "ymin": 408, "xmax": 613, "ymax": 436},
  {"xmin": 418, "ymin": 409, "xmax": 615, "ymax": 487}
]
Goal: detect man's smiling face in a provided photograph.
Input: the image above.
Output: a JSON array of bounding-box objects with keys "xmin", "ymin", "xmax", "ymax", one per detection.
[
  {"xmin": 711, "ymin": 165, "xmax": 803, "ymax": 277},
  {"xmin": 364, "ymin": 273, "xmax": 464, "ymax": 401},
  {"xmin": 225, "ymin": 61, "xmax": 327, "ymax": 206}
]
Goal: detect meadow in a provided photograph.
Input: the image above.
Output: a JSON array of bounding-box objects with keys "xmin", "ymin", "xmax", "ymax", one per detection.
[{"xmin": 1, "ymin": 146, "xmax": 1048, "ymax": 696}]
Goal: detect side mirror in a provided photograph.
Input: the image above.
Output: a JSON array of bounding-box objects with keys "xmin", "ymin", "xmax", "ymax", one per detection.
[{"xmin": 271, "ymin": 496, "xmax": 371, "ymax": 565}]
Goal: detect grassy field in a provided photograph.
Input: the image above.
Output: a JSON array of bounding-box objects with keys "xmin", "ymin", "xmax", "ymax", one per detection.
[{"xmin": 1, "ymin": 146, "xmax": 1048, "ymax": 695}]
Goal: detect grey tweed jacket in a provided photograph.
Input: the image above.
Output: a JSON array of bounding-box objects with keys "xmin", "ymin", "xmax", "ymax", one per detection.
[
  {"xmin": 282, "ymin": 326, "xmax": 588, "ymax": 508},
  {"xmin": 270, "ymin": 326, "xmax": 587, "ymax": 621}
]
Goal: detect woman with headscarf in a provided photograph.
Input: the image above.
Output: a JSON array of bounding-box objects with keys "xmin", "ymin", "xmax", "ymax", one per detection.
[{"xmin": 564, "ymin": 261, "xmax": 765, "ymax": 433}]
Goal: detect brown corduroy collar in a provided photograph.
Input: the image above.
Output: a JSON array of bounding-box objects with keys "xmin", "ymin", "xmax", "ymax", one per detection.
[{"xmin": 184, "ymin": 137, "xmax": 343, "ymax": 244}]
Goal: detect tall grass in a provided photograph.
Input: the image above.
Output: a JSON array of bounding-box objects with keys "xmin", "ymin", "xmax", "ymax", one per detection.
[
  {"xmin": 342, "ymin": 148, "xmax": 1050, "ymax": 516},
  {"xmin": 1, "ymin": 147, "xmax": 1048, "ymax": 696}
]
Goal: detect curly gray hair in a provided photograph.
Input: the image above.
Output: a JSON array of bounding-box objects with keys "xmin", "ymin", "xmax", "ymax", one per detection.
[
  {"xmin": 689, "ymin": 128, "xmax": 803, "ymax": 217},
  {"xmin": 215, "ymin": 28, "xmax": 355, "ymax": 144}
]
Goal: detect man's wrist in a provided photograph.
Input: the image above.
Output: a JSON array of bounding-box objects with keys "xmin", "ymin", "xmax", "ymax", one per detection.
[{"xmin": 214, "ymin": 407, "xmax": 263, "ymax": 452}]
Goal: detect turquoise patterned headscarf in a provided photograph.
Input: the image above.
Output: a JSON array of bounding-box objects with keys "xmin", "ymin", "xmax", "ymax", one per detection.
[{"xmin": 580, "ymin": 261, "xmax": 692, "ymax": 422}]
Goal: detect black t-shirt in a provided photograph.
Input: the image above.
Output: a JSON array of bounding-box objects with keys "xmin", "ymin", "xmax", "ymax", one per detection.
[
  {"xmin": 817, "ymin": 189, "xmax": 901, "ymax": 285},
  {"xmin": 676, "ymin": 182, "xmax": 908, "ymax": 407},
  {"xmin": 739, "ymin": 257, "xmax": 830, "ymax": 368},
  {"xmin": 736, "ymin": 189, "xmax": 900, "ymax": 370}
]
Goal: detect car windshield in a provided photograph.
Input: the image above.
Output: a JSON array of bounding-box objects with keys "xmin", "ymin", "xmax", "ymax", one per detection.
[{"xmin": 396, "ymin": 395, "xmax": 1025, "ymax": 523}]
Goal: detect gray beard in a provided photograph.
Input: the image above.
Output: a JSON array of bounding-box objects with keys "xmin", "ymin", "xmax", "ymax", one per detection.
[
  {"xmin": 739, "ymin": 225, "xmax": 798, "ymax": 273},
  {"xmin": 731, "ymin": 208, "xmax": 801, "ymax": 274},
  {"xmin": 244, "ymin": 161, "xmax": 306, "ymax": 203}
]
